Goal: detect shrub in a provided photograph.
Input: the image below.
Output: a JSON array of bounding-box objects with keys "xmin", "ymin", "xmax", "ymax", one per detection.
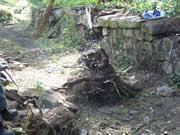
[{"xmin": 0, "ymin": 10, "xmax": 12, "ymax": 24}]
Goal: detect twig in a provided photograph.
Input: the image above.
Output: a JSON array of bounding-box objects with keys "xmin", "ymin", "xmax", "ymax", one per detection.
[
  {"xmin": 133, "ymin": 123, "xmax": 146, "ymax": 133},
  {"xmin": 34, "ymin": 98, "xmax": 43, "ymax": 117},
  {"xmin": 52, "ymin": 87, "xmax": 69, "ymax": 92},
  {"xmin": 62, "ymin": 65, "xmax": 88, "ymax": 70},
  {"xmin": 104, "ymin": 80, "xmax": 121, "ymax": 97}
]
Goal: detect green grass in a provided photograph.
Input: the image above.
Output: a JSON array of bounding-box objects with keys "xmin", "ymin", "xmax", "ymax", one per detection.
[{"xmin": 28, "ymin": 0, "xmax": 98, "ymax": 7}]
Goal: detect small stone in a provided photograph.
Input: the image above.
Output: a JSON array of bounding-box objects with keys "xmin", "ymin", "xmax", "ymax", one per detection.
[
  {"xmin": 12, "ymin": 128, "xmax": 23, "ymax": 135},
  {"xmin": 9, "ymin": 61, "xmax": 26, "ymax": 71},
  {"xmin": 157, "ymin": 86, "xmax": 176, "ymax": 97},
  {"xmin": 161, "ymin": 62, "xmax": 173, "ymax": 74},
  {"xmin": 128, "ymin": 110, "xmax": 138, "ymax": 115},
  {"xmin": 96, "ymin": 131, "xmax": 103, "ymax": 135},
  {"xmin": 99, "ymin": 122, "xmax": 109, "ymax": 129},
  {"xmin": 16, "ymin": 110, "xmax": 27, "ymax": 120},
  {"xmin": 79, "ymin": 129, "xmax": 88, "ymax": 135},
  {"xmin": 8, "ymin": 101, "xmax": 19, "ymax": 110},
  {"xmin": 164, "ymin": 131, "xmax": 168, "ymax": 135}
]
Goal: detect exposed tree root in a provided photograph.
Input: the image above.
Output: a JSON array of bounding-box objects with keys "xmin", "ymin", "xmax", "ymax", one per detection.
[{"xmin": 63, "ymin": 48, "xmax": 140, "ymax": 102}]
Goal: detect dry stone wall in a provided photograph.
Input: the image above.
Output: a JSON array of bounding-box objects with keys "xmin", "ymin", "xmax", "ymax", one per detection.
[
  {"xmin": 32, "ymin": 6, "xmax": 180, "ymax": 74},
  {"xmin": 95, "ymin": 15, "xmax": 180, "ymax": 74}
]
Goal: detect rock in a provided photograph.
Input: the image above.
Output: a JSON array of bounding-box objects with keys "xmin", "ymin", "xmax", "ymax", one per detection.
[
  {"xmin": 38, "ymin": 90, "xmax": 79, "ymax": 112},
  {"xmin": 141, "ymin": 18, "xmax": 169, "ymax": 35},
  {"xmin": 99, "ymin": 122, "xmax": 109, "ymax": 129},
  {"xmin": 8, "ymin": 101, "xmax": 19, "ymax": 110},
  {"xmin": 62, "ymin": 101, "xmax": 79, "ymax": 113},
  {"xmin": 16, "ymin": 110, "xmax": 26, "ymax": 119},
  {"xmin": 14, "ymin": 110, "xmax": 27, "ymax": 122},
  {"xmin": 164, "ymin": 131, "xmax": 168, "ymax": 135},
  {"xmin": 97, "ymin": 15, "xmax": 142, "ymax": 29},
  {"xmin": 117, "ymin": 16, "xmax": 142, "ymax": 29},
  {"xmin": 38, "ymin": 89, "xmax": 64, "ymax": 109},
  {"xmin": 79, "ymin": 129, "xmax": 88, "ymax": 135},
  {"xmin": 161, "ymin": 62, "xmax": 173, "ymax": 74},
  {"xmin": 96, "ymin": 131, "xmax": 103, "ymax": 135},
  {"xmin": 51, "ymin": 8, "xmax": 64, "ymax": 19},
  {"xmin": 174, "ymin": 60, "xmax": 180, "ymax": 73},
  {"xmin": 128, "ymin": 110, "xmax": 138, "ymax": 115},
  {"xmin": 12, "ymin": 128, "xmax": 23, "ymax": 135},
  {"xmin": 157, "ymin": 86, "xmax": 176, "ymax": 97},
  {"xmin": 9, "ymin": 61, "xmax": 26, "ymax": 71}
]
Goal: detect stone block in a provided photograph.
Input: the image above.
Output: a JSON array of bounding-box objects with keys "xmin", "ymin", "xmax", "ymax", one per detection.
[
  {"xmin": 174, "ymin": 60, "xmax": 180, "ymax": 73},
  {"xmin": 154, "ymin": 38, "xmax": 175, "ymax": 61},
  {"xmin": 97, "ymin": 14, "xmax": 119, "ymax": 28},
  {"xmin": 121, "ymin": 29, "xmax": 155, "ymax": 41},
  {"xmin": 117, "ymin": 16, "xmax": 142, "ymax": 29},
  {"xmin": 161, "ymin": 61, "xmax": 173, "ymax": 74},
  {"xmin": 97, "ymin": 15, "xmax": 142, "ymax": 29},
  {"xmin": 141, "ymin": 18, "xmax": 170, "ymax": 35},
  {"xmin": 102, "ymin": 28, "xmax": 108, "ymax": 36},
  {"xmin": 108, "ymin": 18, "xmax": 118, "ymax": 28},
  {"xmin": 96, "ymin": 16, "xmax": 109, "ymax": 27}
]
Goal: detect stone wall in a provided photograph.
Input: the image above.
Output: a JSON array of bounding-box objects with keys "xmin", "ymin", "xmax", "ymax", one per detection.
[
  {"xmin": 95, "ymin": 15, "xmax": 180, "ymax": 74},
  {"xmin": 32, "ymin": 6, "xmax": 180, "ymax": 74}
]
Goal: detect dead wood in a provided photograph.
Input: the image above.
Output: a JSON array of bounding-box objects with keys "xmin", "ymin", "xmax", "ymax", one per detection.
[
  {"xmin": 5, "ymin": 89, "xmax": 26, "ymax": 105},
  {"xmin": 96, "ymin": 9, "xmax": 124, "ymax": 18},
  {"xmin": 27, "ymin": 105, "xmax": 75, "ymax": 135},
  {"xmin": 63, "ymin": 73, "xmax": 116, "ymax": 88}
]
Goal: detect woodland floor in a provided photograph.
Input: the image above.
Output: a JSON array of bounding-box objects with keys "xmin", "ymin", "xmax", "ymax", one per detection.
[{"xmin": 1, "ymin": 22, "xmax": 180, "ymax": 135}]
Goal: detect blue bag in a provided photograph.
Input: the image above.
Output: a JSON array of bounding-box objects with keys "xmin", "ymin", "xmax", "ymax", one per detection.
[{"xmin": 142, "ymin": 9, "xmax": 161, "ymax": 19}]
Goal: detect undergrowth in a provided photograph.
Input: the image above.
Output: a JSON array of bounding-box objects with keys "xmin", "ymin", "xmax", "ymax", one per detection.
[
  {"xmin": 169, "ymin": 73, "xmax": 180, "ymax": 89},
  {"xmin": 130, "ymin": 0, "xmax": 180, "ymax": 16},
  {"xmin": 0, "ymin": 10, "xmax": 12, "ymax": 24},
  {"xmin": 34, "ymin": 8, "xmax": 80, "ymax": 53},
  {"xmin": 29, "ymin": 0, "xmax": 180, "ymax": 16}
]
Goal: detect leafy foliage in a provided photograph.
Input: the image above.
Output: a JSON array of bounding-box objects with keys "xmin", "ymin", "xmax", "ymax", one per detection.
[
  {"xmin": 29, "ymin": 0, "xmax": 98, "ymax": 7},
  {"xmin": 28, "ymin": 0, "xmax": 180, "ymax": 16},
  {"xmin": 130, "ymin": 0, "xmax": 180, "ymax": 15},
  {"xmin": 169, "ymin": 73, "xmax": 180, "ymax": 88},
  {"xmin": 35, "ymin": 10, "xmax": 80, "ymax": 52},
  {"xmin": 0, "ymin": 10, "xmax": 12, "ymax": 24},
  {"xmin": 56, "ymin": 12, "xmax": 80, "ymax": 48}
]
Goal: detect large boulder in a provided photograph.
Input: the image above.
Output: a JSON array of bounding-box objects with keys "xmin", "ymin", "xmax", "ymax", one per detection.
[
  {"xmin": 38, "ymin": 89, "xmax": 65, "ymax": 109},
  {"xmin": 38, "ymin": 89, "xmax": 79, "ymax": 112},
  {"xmin": 157, "ymin": 86, "xmax": 176, "ymax": 97}
]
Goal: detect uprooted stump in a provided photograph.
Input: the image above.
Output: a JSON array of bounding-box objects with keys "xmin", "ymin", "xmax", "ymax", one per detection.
[
  {"xmin": 63, "ymin": 48, "xmax": 140, "ymax": 102},
  {"xmin": 26, "ymin": 105, "xmax": 78, "ymax": 135}
]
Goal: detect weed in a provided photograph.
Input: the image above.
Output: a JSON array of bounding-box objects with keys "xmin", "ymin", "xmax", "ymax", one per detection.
[
  {"xmin": 34, "ymin": 81, "xmax": 45, "ymax": 92},
  {"xmin": 168, "ymin": 73, "xmax": 180, "ymax": 89},
  {"xmin": 0, "ymin": 10, "xmax": 12, "ymax": 24},
  {"xmin": 130, "ymin": 0, "xmax": 180, "ymax": 16},
  {"xmin": 113, "ymin": 120, "xmax": 121, "ymax": 125}
]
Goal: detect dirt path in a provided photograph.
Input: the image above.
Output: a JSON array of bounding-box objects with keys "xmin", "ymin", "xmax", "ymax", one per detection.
[
  {"xmin": 0, "ymin": 24, "xmax": 81, "ymax": 94},
  {"xmin": 0, "ymin": 24, "xmax": 35, "ymax": 48},
  {"xmin": 0, "ymin": 24, "xmax": 180, "ymax": 135}
]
